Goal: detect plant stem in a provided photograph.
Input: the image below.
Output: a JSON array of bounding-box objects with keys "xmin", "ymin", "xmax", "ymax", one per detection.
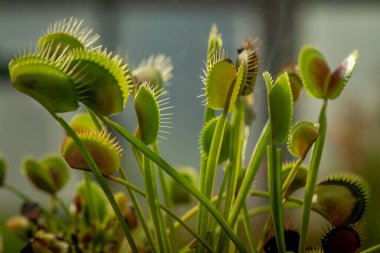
[
  {"xmin": 83, "ymin": 172, "xmax": 97, "ymax": 223},
  {"xmin": 217, "ymin": 121, "xmax": 270, "ymax": 252},
  {"xmin": 51, "ymin": 112, "xmax": 139, "ymax": 252},
  {"xmin": 118, "ymin": 168, "xmax": 157, "ymax": 253},
  {"xmin": 360, "ymin": 244, "xmax": 380, "ymax": 253},
  {"xmin": 153, "ymin": 143, "xmax": 179, "ymax": 252},
  {"xmin": 197, "ymin": 109, "xmax": 228, "ymax": 252},
  {"xmin": 101, "ymin": 116, "xmax": 247, "ymax": 252},
  {"xmin": 227, "ymin": 121, "xmax": 270, "ymax": 225},
  {"xmin": 282, "ymin": 156, "xmax": 306, "ymax": 200},
  {"xmin": 224, "ymin": 97, "xmax": 245, "ymax": 217},
  {"xmin": 267, "ymin": 145, "xmax": 285, "ymax": 252},
  {"xmin": 105, "ymin": 171, "xmax": 214, "ymax": 252},
  {"xmin": 299, "ymin": 100, "xmax": 328, "ymax": 253},
  {"xmin": 217, "ymin": 97, "xmax": 245, "ymax": 251},
  {"xmin": 143, "ymin": 153, "xmax": 170, "ymax": 252},
  {"xmin": 241, "ymin": 204, "xmax": 258, "ymax": 253},
  {"xmin": 3, "ymin": 183, "xmax": 31, "ymax": 201}
]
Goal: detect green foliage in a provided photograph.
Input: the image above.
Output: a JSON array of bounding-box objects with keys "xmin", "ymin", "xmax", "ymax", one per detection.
[
  {"xmin": 287, "ymin": 121, "xmax": 319, "ymax": 158},
  {"xmin": 76, "ymin": 180, "xmax": 111, "ymax": 224},
  {"xmin": 265, "ymin": 72, "xmax": 294, "ymax": 144},
  {"xmin": 236, "ymin": 38, "xmax": 260, "ymax": 96},
  {"xmin": 205, "ymin": 58, "xmax": 237, "ymax": 110},
  {"xmin": 70, "ymin": 48, "xmax": 132, "ymax": 116},
  {"xmin": 282, "ymin": 163, "xmax": 308, "ymax": 195},
  {"xmin": 69, "ymin": 113, "xmax": 105, "ymax": 132},
  {"xmin": 8, "ymin": 44, "xmax": 79, "ymax": 113},
  {"xmin": 61, "ymin": 130, "xmax": 122, "ymax": 175},
  {"xmin": 22, "ymin": 155, "xmax": 69, "ymax": 194},
  {"xmin": 134, "ymin": 84, "xmax": 160, "ymax": 145},
  {"xmin": 37, "ymin": 17, "xmax": 99, "ymax": 57},
  {"xmin": 132, "ymin": 54, "xmax": 173, "ymax": 90},
  {"xmin": 299, "ymin": 46, "xmax": 358, "ymax": 100},
  {"xmin": 167, "ymin": 167, "xmax": 198, "ymax": 205},
  {"xmin": 200, "ymin": 117, "xmax": 231, "ymax": 164},
  {"xmin": 3, "ymin": 18, "xmax": 373, "ymax": 253},
  {"xmin": 312, "ymin": 173, "xmax": 368, "ymax": 225}
]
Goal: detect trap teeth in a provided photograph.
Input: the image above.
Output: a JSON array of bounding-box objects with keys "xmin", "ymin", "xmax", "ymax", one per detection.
[{"xmin": 312, "ymin": 173, "xmax": 368, "ymax": 225}]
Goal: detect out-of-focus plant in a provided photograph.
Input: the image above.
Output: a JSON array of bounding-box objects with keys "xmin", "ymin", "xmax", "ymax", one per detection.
[{"xmin": 1, "ymin": 17, "xmax": 378, "ymax": 253}]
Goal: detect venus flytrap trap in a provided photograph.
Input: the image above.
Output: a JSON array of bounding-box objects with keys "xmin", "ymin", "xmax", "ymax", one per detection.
[{"xmin": 1, "ymin": 17, "xmax": 379, "ymax": 253}]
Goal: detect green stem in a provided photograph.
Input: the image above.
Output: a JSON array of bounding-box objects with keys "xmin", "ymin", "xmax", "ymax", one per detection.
[
  {"xmin": 227, "ymin": 121, "xmax": 270, "ymax": 225},
  {"xmin": 143, "ymin": 153, "xmax": 170, "ymax": 252},
  {"xmin": 209, "ymin": 162, "xmax": 230, "ymax": 235},
  {"xmin": 241, "ymin": 204, "xmax": 257, "ymax": 253},
  {"xmin": 299, "ymin": 100, "xmax": 328, "ymax": 253},
  {"xmin": 203, "ymin": 107, "xmax": 215, "ymax": 123},
  {"xmin": 101, "ymin": 116, "xmax": 247, "ymax": 253},
  {"xmin": 118, "ymin": 168, "xmax": 157, "ymax": 253},
  {"xmin": 83, "ymin": 172, "xmax": 97, "ymax": 223},
  {"xmin": 248, "ymin": 202, "xmax": 301, "ymax": 219},
  {"xmin": 3, "ymin": 184, "xmax": 31, "ymax": 201},
  {"xmin": 224, "ymin": 97, "xmax": 245, "ymax": 217},
  {"xmin": 104, "ymin": 172, "xmax": 214, "ymax": 252},
  {"xmin": 282, "ymin": 156, "xmax": 305, "ymax": 200},
  {"xmin": 216, "ymin": 121, "xmax": 270, "ymax": 252},
  {"xmin": 197, "ymin": 109, "xmax": 228, "ymax": 252},
  {"xmin": 51, "ymin": 112, "xmax": 139, "ymax": 252},
  {"xmin": 196, "ymin": 155, "xmax": 207, "ymax": 248},
  {"xmin": 153, "ymin": 143, "xmax": 179, "ymax": 253},
  {"xmin": 360, "ymin": 244, "xmax": 380, "ymax": 253},
  {"xmin": 217, "ymin": 97, "xmax": 245, "ymax": 251},
  {"xmin": 267, "ymin": 146, "xmax": 285, "ymax": 252},
  {"xmin": 56, "ymin": 195, "xmax": 73, "ymax": 224}
]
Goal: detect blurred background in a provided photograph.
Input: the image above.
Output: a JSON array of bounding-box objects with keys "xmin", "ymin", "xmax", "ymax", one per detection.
[{"xmin": 1, "ymin": 0, "xmax": 380, "ymax": 251}]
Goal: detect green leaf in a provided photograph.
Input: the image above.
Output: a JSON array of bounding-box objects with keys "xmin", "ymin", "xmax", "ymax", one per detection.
[
  {"xmin": 287, "ymin": 121, "xmax": 319, "ymax": 158},
  {"xmin": 267, "ymin": 146, "xmax": 286, "ymax": 252},
  {"xmin": 40, "ymin": 156, "xmax": 69, "ymax": 192},
  {"xmin": 23, "ymin": 158, "xmax": 55, "ymax": 194},
  {"xmin": 312, "ymin": 173, "xmax": 368, "ymax": 225},
  {"xmin": 263, "ymin": 71, "xmax": 273, "ymax": 94},
  {"xmin": 269, "ymin": 73, "xmax": 294, "ymax": 143},
  {"xmin": 38, "ymin": 17, "xmax": 99, "ymax": 57},
  {"xmin": 299, "ymin": 46, "xmax": 330, "ymax": 99},
  {"xmin": 236, "ymin": 39, "xmax": 260, "ymax": 96},
  {"xmin": 76, "ymin": 180, "xmax": 111, "ymax": 224},
  {"xmin": 22, "ymin": 155, "xmax": 69, "ymax": 194},
  {"xmin": 70, "ymin": 48, "xmax": 132, "ymax": 116},
  {"xmin": 205, "ymin": 59, "xmax": 237, "ymax": 110},
  {"xmin": 282, "ymin": 163, "xmax": 308, "ymax": 196},
  {"xmin": 288, "ymin": 72, "xmax": 303, "ymax": 102},
  {"xmin": 9, "ymin": 44, "xmax": 79, "ymax": 113},
  {"xmin": 61, "ymin": 131, "xmax": 122, "ymax": 175},
  {"xmin": 200, "ymin": 116, "xmax": 231, "ymax": 164},
  {"xmin": 167, "ymin": 167, "xmax": 198, "ymax": 205},
  {"xmin": 327, "ymin": 50, "xmax": 359, "ymax": 99},
  {"xmin": 69, "ymin": 113, "xmax": 105, "ymax": 132},
  {"xmin": 134, "ymin": 84, "xmax": 160, "ymax": 145},
  {"xmin": 132, "ymin": 54, "xmax": 173, "ymax": 90}
]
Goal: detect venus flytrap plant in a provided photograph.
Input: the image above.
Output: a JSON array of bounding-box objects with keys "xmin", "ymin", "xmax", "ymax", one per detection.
[
  {"xmin": 8, "ymin": 18, "xmax": 139, "ymax": 251},
  {"xmin": 134, "ymin": 83, "xmax": 171, "ymax": 252},
  {"xmin": 197, "ymin": 54, "xmax": 245, "ymax": 253},
  {"xmin": 4, "ymin": 17, "xmax": 380, "ymax": 253},
  {"xmin": 298, "ymin": 46, "xmax": 359, "ymax": 253},
  {"xmin": 264, "ymin": 71, "xmax": 294, "ymax": 252}
]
